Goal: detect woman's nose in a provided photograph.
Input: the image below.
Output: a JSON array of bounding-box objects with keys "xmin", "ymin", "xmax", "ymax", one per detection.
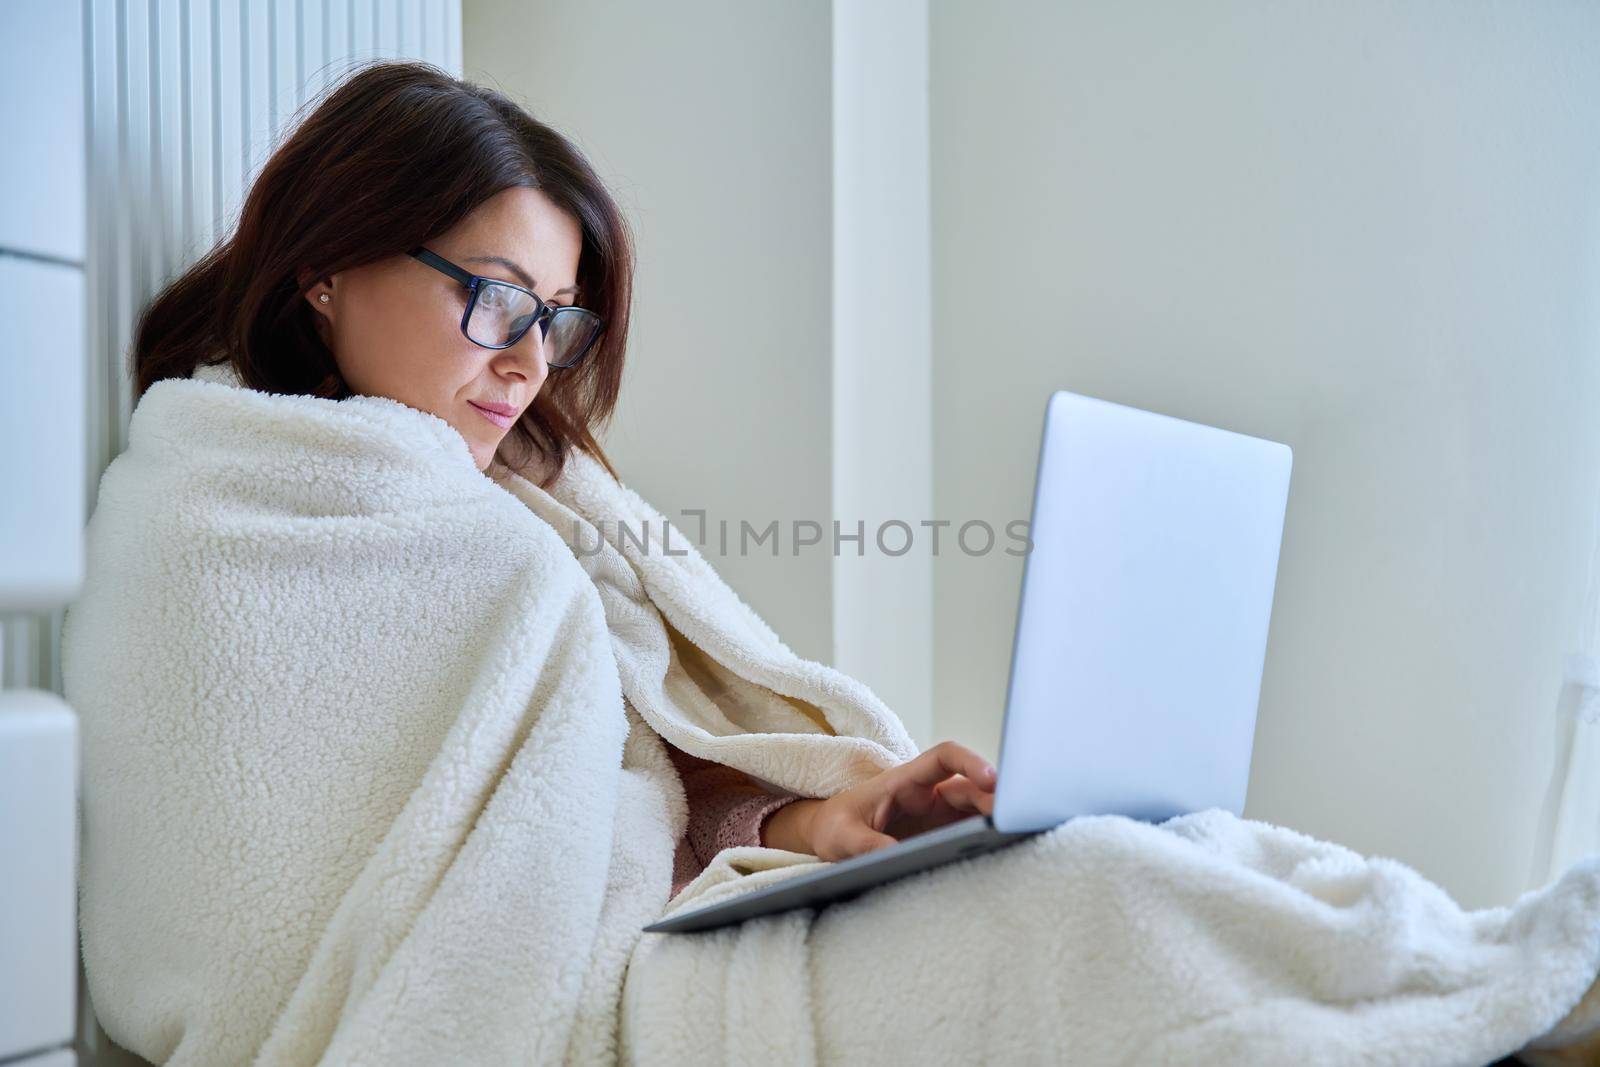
[{"xmin": 513, "ymin": 319, "xmax": 550, "ymax": 377}]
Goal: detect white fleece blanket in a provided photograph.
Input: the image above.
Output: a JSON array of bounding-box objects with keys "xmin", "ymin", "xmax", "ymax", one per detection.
[
  {"xmin": 62, "ymin": 360, "xmax": 917, "ymax": 1066},
  {"xmin": 60, "ymin": 361, "xmax": 1600, "ymax": 1066}
]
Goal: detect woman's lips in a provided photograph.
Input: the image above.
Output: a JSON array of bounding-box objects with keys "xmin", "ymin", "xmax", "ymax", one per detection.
[{"xmin": 468, "ymin": 400, "xmax": 515, "ymax": 430}]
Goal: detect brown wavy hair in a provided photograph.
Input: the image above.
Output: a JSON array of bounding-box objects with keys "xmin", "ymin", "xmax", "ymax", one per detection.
[{"xmin": 129, "ymin": 59, "xmax": 632, "ymax": 489}]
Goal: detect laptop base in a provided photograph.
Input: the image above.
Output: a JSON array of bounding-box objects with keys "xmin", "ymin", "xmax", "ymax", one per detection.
[{"xmin": 643, "ymin": 813, "xmax": 1046, "ymax": 934}]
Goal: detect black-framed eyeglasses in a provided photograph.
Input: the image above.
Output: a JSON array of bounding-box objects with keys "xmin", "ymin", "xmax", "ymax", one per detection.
[{"xmin": 408, "ymin": 246, "xmax": 604, "ymax": 369}]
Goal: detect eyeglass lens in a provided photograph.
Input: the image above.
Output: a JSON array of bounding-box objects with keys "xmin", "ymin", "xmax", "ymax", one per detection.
[{"xmin": 468, "ymin": 281, "xmax": 601, "ymax": 367}]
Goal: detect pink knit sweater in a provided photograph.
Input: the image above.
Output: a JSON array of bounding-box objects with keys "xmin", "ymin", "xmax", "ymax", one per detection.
[{"xmin": 663, "ymin": 739, "xmax": 802, "ymax": 898}]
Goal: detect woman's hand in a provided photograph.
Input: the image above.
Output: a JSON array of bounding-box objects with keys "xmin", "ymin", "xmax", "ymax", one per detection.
[{"xmin": 771, "ymin": 740, "xmax": 998, "ymax": 862}]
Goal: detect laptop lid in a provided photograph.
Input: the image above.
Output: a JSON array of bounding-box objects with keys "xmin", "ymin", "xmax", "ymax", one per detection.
[{"xmin": 991, "ymin": 390, "xmax": 1293, "ymax": 834}]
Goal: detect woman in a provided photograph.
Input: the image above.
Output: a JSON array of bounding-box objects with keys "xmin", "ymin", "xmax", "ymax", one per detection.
[
  {"xmin": 69, "ymin": 59, "xmax": 1600, "ymax": 1067},
  {"xmin": 128, "ymin": 59, "xmax": 995, "ymax": 937}
]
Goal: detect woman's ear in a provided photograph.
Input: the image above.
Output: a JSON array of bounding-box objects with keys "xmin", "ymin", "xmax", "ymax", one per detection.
[
  {"xmin": 299, "ymin": 269, "xmax": 336, "ymax": 345},
  {"xmin": 299, "ymin": 269, "xmax": 334, "ymax": 312}
]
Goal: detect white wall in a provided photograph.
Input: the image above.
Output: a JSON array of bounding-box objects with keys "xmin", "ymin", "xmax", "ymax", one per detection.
[
  {"xmin": 832, "ymin": 1, "xmax": 934, "ymax": 745},
  {"xmin": 930, "ymin": 0, "xmax": 1600, "ymax": 910}
]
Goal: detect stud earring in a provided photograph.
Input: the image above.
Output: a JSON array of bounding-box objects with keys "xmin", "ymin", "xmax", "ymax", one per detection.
[{"xmin": 319, "ymin": 293, "xmax": 330, "ymax": 303}]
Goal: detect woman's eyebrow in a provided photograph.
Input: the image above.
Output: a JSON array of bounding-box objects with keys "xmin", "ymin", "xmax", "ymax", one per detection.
[{"xmin": 464, "ymin": 254, "xmax": 580, "ymax": 300}]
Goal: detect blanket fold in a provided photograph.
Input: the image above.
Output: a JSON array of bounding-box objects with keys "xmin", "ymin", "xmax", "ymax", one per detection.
[{"xmin": 61, "ymin": 359, "xmax": 1600, "ymax": 1066}]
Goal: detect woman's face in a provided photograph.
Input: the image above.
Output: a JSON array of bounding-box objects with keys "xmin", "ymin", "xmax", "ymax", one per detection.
[{"xmin": 302, "ymin": 186, "xmax": 584, "ymax": 472}]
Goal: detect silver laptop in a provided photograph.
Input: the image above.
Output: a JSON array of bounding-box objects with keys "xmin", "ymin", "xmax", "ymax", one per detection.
[{"xmin": 643, "ymin": 389, "xmax": 1293, "ymax": 935}]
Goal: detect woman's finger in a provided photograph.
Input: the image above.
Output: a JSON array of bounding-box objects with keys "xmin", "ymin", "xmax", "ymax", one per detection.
[
  {"xmin": 936, "ymin": 776, "xmax": 995, "ymax": 816},
  {"xmin": 842, "ymin": 820, "xmax": 898, "ymax": 858},
  {"xmin": 896, "ymin": 740, "xmax": 997, "ymax": 794}
]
